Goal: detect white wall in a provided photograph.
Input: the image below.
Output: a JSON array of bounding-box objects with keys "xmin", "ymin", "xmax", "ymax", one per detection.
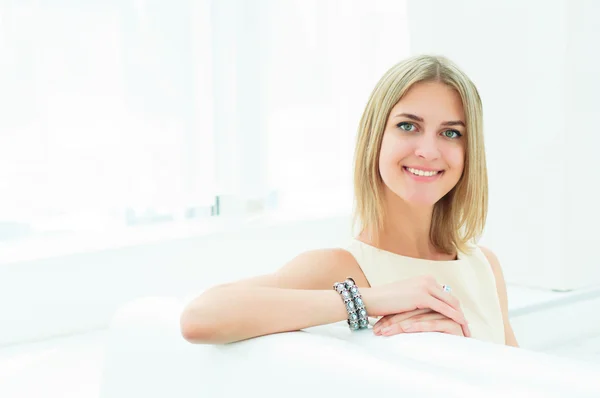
[
  {"xmin": 406, "ymin": 0, "xmax": 600, "ymax": 291},
  {"xmin": 563, "ymin": 0, "xmax": 600, "ymax": 292}
]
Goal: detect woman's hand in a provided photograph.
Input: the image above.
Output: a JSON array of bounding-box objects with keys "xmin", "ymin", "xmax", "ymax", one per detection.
[
  {"xmin": 361, "ymin": 275, "xmax": 471, "ymax": 337},
  {"xmin": 372, "ymin": 309, "xmax": 466, "ymax": 337}
]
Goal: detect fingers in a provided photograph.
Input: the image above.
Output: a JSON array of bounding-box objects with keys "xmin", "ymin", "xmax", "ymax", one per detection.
[
  {"xmin": 425, "ymin": 279, "xmax": 471, "ymax": 338},
  {"xmin": 373, "ymin": 309, "xmax": 432, "ymax": 334},
  {"xmin": 381, "ymin": 319, "xmax": 464, "ymax": 337},
  {"xmin": 427, "ymin": 281, "xmax": 461, "ymax": 312},
  {"xmin": 461, "ymin": 321, "xmax": 472, "ymax": 338},
  {"xmin": 374, "ymin": 309, "xmax": 430, "ymax": 328},
  {"xmin": 401, "ymin": 319, "xmax": 464, "ymax": 336},
  {"xmin": 376, "ymin": 321, "xmax": 408, "ymax": 336},
  {"xmin": 375, "ymin": 312, "xmax": 447, "ymax": 336},
  {"xmin": 374, "ymin": 307, "xmax": 471, "ymax": 337},
  {"xmin": 419, "ymin": 294, "xmax": 469, "ymax": 334}
]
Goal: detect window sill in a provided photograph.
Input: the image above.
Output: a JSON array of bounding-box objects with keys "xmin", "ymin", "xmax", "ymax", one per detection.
[
  {"xmin": 0, "ymin": 206, "xmax": 353, "ymax": 267},
  {"xmin": 0, "ymin": 218, "xmax": 226, "ymax": 266}
]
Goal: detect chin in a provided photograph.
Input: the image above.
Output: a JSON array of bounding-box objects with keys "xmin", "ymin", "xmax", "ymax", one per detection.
[
  {"xmin": 383, "ymin": 182, "xmax": 451, "ymax": 208},
  {"xmin": 396, "ymin": 192, "xmax": 443, "ymax": 207},
  {"xmin": 404, "ymin": 197, "xmax": 440, "ymax": 208}
]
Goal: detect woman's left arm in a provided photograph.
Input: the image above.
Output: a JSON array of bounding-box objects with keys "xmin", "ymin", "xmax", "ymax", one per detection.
[{"xmin": 479, "ymin": 246, "xmax": 520, "ymax": 348}]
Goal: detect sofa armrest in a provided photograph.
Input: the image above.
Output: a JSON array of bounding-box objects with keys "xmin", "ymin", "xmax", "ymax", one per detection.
[
  {"xmin": 201, "ymin": 329, "xmax": 518, "ymax": 397},
  {"xmin": 307, "ymin": 323, "xmax": 600, "ymax": 397},
  {"xmin": 100, "ymin": 296, "xmax": 491, "ymax": 397},
  {"xmin": 99, "ymin": 297, "xmax": 600, "ymax": 398}
]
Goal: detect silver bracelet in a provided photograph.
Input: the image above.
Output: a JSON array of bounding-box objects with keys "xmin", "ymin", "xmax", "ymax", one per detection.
[
  {"xmin": 333, "ymin": 277, "xmax": 368, "ymax": 330},
  {"xmin": 345, "ymin": 277, "xmax": 369, "ymax": 329},
  {"xmin": 333, "ymin": 280, "xmax": 360, "ymax": 330}
]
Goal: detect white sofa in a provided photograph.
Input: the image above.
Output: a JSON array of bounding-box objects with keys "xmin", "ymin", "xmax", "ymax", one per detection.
[{"xmin": 99, "ymin": 295, "xmax": 600, "ymax": 398}]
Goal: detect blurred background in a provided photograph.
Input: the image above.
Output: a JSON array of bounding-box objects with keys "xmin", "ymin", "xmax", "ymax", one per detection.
[{"xmin": 1, "ymin": 0, "xmax": 600, "ymax": 397}]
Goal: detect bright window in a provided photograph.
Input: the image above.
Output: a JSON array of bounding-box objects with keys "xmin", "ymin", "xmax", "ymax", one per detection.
[{"xmin": 0, "ymin": 0, "xmax": 216, "ymax": 242}]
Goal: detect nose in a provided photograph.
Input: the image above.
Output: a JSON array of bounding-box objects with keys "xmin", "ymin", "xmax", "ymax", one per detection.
[{"xmin": 414, "ymin": 133, "xmax": 441, "ymax": 160}]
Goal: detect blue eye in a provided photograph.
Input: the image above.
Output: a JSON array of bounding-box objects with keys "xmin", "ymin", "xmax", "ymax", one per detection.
[
  {"xmin": 397, "ymin": 122, "xmax": 416, "ymax": 132},
  {"xmin": 442, "ymin": 130, "xmax": 462, "ymax": 139}
]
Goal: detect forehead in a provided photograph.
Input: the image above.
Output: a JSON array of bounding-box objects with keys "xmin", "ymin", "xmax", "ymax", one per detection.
[{"xmin": 391, "ymin": 81, "xmax": 465, "ymax": 122}]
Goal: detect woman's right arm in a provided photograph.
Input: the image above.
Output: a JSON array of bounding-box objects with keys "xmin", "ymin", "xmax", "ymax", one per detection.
[
  {"xmin": 179, "ymin": 248, "xmax": 365, "ymax": 345},
  {"xmin": 180, "ymin": 248, "xmax": 469, "ymax": 344}
]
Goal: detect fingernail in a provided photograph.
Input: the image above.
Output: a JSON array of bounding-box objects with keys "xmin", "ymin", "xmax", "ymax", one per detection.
[{"xmin": 381, "ymin": 327, "xmax": 392, "ymax": 334}]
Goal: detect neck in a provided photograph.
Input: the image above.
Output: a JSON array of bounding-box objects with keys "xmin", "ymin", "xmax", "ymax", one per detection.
[{"xmin": 361, "ymin": 191, "xmax": 440, "ymax": 260}]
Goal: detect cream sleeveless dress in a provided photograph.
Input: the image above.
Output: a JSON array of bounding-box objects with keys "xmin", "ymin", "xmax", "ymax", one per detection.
[{"xmin": 344, "ymin": 238, "xmax": 506, "ymax": 345}]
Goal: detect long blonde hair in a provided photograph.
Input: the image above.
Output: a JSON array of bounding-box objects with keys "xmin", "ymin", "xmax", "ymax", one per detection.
[{"xmin": 352, "ymin": 54, "xmax": 487, "ymax": 255}]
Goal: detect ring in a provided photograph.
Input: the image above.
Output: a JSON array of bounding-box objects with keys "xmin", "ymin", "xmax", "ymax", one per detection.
[{"xmin": 442, "ymin": 284, "xmax": 452, "ymax": 293}]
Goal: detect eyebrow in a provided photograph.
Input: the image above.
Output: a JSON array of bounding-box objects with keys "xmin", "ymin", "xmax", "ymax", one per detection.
[{"xmin": 395, "ymin": 113, "xmax": 465, "ymax": 128}]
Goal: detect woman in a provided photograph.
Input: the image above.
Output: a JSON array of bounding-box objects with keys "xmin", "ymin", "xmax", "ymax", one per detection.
[{"xmin": 180, "ymin": 54, "xmax": 519, "ymax": 347}]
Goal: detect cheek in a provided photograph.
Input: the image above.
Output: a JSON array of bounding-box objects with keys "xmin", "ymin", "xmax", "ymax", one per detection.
[
  {"xmin": 379, "ymin": 134, "xmax": 410, "ymax": 167},
  {"xmin": 378, "ymin": 136, "xmax": 403, "ymax": 184},
  {"xmin": 378, "ymin": 136, "xmax": 393, "ymax": 172},
  {"xmin": 445, "ymin": 146, "xmax": 465, "ymax": 173}
]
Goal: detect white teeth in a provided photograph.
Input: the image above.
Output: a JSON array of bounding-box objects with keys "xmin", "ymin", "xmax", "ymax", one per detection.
[{"xmin": 406, "ymin": 167, "xmax": 440, "ymax": 177}]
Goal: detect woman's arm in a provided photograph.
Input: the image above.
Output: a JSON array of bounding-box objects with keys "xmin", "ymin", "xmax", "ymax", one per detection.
[
  {"xmin": 480, "ymin": 246, "xmax": 520, "ymax": 348},
  {"xmin": 179, "ymin": 249, "xmax": 368, "ymax": 345}
]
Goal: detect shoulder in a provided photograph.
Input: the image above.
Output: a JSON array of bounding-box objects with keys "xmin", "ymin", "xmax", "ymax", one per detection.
[
  {"xmin": 478, "ymin": 245, "xmax": 499, "ymax": 264},
  {"xmin": 290, "ymin": 247, "xmax": 359, "ymax": 269},
  {"xmin": 224, "ymin": 247, "xmax": 367, "ymax": 291},
  {"xmin": 478, "ymin": 245, "xmax": 503, "ymax": 279},
  {"xmin": 460, "ymin": 242, "xmax": 501, "ymax": 273},
  {"xmin": 276, "ymin": 247, "xmax": 369, "ymax": 288}
]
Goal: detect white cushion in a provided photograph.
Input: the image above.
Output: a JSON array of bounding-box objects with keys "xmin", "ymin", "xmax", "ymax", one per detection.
[{"xmin": 99, "ymin": 296, "xmax": 600, "ymax": 398}]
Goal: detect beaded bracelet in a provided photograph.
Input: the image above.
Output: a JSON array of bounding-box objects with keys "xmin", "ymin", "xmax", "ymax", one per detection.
[
  {"xmin": 346, "ymin": 277, "xmax": 369, "ymax": 329},
  {"xmin": 333, "ymin": 277, "xmax": 369, "ymax": 330}
]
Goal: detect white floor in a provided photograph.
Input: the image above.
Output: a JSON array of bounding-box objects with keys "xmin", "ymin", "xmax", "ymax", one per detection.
[{"xmin": 1, "ymin": 285, "xmax": 600, "ymax": 398}]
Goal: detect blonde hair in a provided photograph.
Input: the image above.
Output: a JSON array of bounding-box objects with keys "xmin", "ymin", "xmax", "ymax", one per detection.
[{"xmin": 352, "ymin": 54, "xmax": 487, "ymax": 255}]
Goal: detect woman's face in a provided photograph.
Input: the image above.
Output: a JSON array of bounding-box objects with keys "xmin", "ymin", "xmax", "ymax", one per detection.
[{"xmin": 378, "ymin": 81, "xmax": 466, "ymax": 207}]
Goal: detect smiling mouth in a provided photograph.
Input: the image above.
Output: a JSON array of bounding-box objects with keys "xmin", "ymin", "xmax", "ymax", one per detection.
[{"xmin": 403, "ymin": 166, "xmax": 444, "ymax": 177}]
